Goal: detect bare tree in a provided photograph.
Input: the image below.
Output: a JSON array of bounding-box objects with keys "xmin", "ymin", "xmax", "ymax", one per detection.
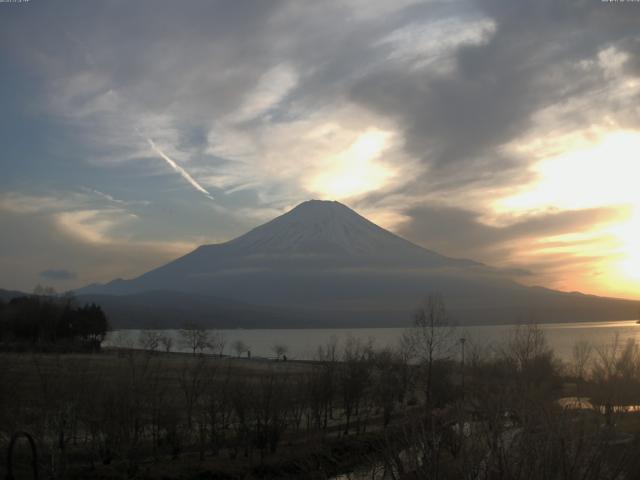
[
  {"xmin": 179, "ymin": 322, "xmax": 211, "ymax": 356},
  {"xmin": 178, "ymin": 357, "xmax": 208, "ymax": 433},
  {"xmin": 203, "ymin": 365, "xmax": 233, "ymax": 456},
  {"xmin": 371, "ymin": 349, "xmax": 404, "ymax": 427},
  {"xmin": 250, "ymin": 371, "xmax": 292, "ymax": 458},
  {"xmin": 316, "ymin": 336, "xmax": 339, "ymax": 363},
  {"xmin": 591, "ymin": 335, "xmax": 640, "ymax": 426},
  {"xmin": 406, "ymin": 293, "xmax": 455, "ymax": 406},
  {"xmin": 138, "ymin": 330, "xmax": 161, "ymax": 353},
  {"xmin": 271, "ymin": 343, "xmax": 288, "ymax": 360},
  {"xmin": 112, "ymin": 329, "xmax": 135, "ymax": 355},
  {"xmin": 571, "ymin": 338, "xmax": 592, "ymax": 396},
  {"xmin": 339, "ymin": 336, "xmax": 373, "ymax": 435},
  {"xmin": 232, "ymin": 340, "xmax": 248, "ymax": 357},
  {"xmin": 312, "ymin": 337, "xmax": 340, "ymax": 430},
  {"xmin": 159, "ymin": 334, "xmax": 174, "ymax": 353},
  {"xmin": 209, "ymin": 331, "xmax": 226, "ymax": 357},
  {"xmin": 502, "ymin": 323, "xmax": 558, "ymax": 388},
  {"xmin": 503, "ymin": 323, "xmax": 551, "ymax": 370}
]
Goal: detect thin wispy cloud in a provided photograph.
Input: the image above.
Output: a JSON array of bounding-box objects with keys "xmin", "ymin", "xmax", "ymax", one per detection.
[
  {"xmin": 147, "ymin": 138, "xmax": 214, "ymax": 201},
  {"xmin": 81, "ymin": 187, "xmax": 125, "ymax": 205},
  {"xmin": 80, "ymin": 187, "xmax": 151, "ymax": 207}
]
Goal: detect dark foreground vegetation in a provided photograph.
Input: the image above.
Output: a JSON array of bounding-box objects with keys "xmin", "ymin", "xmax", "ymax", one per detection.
[
  {"xmin": 0, "ymin": 287, "xmax": 109, "ymax": 352},
  {"xmin": 4, "ymin": 295, "xmax": 640, "ymax": 479}
]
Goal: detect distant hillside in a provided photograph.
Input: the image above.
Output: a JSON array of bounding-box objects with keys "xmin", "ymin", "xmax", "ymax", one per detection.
[
  {"xmin": 75, "ymin": 291, "xmax": 312, "ymax": 329},
  {"xmin": 0, "ymin": 288, "xmax": 28, "ymax": 302}
]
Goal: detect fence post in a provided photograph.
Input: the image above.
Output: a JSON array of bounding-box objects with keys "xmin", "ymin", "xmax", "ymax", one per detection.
[{"xmin": 5, "ymin": 431, "xmax": 38, "ymax": 480}]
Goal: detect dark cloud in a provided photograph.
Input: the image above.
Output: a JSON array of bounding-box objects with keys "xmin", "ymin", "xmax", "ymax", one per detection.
[
  {"xmin": 12, "ymin": 0, "xmax": 635, "ymax": 200},
  {"xmin": 351, "ymin": 0, "xmax": 640, "ymax": 193},
  {"xmin": 40, "ymin": 269, "xmax": 77, "ymax": 281},
  {"xmin": 399, "ymin": 203, "xmax": 622, "ymax": 264}
]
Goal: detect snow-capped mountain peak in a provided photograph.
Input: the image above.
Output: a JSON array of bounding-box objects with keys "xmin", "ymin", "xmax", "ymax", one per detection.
[
  {"xmin": 224, "ymin": 200, "xmax": 429, "ymax": 257},
  {"xmin": 75, "ymin": 200, "xmax": 639, "ymax": 327},
  {"xmin": 80, "ymin": 200, "xmax": 480, "ymax": 297}
]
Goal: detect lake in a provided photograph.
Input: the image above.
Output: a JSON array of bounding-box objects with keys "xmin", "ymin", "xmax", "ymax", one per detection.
[{"xmin": 105, "ymin": 319, "xmax": 640, "ymax": 363}]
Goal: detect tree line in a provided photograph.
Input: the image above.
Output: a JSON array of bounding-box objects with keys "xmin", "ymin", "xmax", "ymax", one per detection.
[{"xmin": 0, "ymin": 287, "xmax": 109, "ymax": 351}]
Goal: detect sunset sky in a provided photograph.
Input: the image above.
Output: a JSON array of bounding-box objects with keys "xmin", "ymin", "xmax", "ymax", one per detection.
[{"xmin": 1, "ymin": 0, "xmax": 639, "ymax": 299}]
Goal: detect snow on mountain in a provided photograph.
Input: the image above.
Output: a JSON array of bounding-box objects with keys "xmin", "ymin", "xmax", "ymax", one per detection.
[
  {"xmin": 77, "ymin": 200, "xmax": 639, "ymax": 326},
  {"xmin": 82, "ymin": 200, "xmax": 483, "ymax": 295},
  {"xmin": 227, "ymin": 200, "xmax": 448, "ymax": 257}
]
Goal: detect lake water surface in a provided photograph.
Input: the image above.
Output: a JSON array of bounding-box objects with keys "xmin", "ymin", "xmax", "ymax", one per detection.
[{"xmin": 106, "ymin": 320, "xmax": 640, "ymax": 362}]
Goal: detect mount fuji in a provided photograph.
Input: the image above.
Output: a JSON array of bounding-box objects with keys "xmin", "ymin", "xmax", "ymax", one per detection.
[{"xmin": 77, "ymin": 200, "xmax": 638, "ymax": 328}]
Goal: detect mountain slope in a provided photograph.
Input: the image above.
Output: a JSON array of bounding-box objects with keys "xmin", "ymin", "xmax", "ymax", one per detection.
[
  {"xmin": 78, "ymin": 200, "xmax": 639, "ymax": 326},
  {"xmin": 80, "ymin": 200, "xmax": 485, "ymax": 296},
  {"xmin": 0, "ymin": 288, "xmax": 28, "ymax": 302}
]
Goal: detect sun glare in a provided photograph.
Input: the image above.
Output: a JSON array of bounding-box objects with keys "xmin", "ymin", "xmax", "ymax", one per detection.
[
  {"xmin": 307, "ymin": 129, "xmax": 395, "ymax": 199},
  {"xmin": 498, "ymin": 131, "xmax": 640, "ymax": 212},
  {"xmin": 611, "ymin": 210, "xmax": 640, "ymax": 281},
  {"xmin": 496, "ymin": 130, "xmax": 640, "ymax": 296}
]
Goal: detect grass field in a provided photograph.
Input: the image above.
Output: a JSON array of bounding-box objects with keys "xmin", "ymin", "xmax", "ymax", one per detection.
[{"xmin": 0, "ymin": 347, "xmax": 416, "ymax": 479}]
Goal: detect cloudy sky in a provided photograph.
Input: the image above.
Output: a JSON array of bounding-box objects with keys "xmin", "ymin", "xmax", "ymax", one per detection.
[{"xmin": 1, "ymin": 0, "xmax": 639, "ymax": 299}]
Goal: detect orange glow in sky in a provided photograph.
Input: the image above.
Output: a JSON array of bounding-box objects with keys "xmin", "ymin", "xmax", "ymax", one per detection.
[{"xmin": 496, "ymin": 130, "xmax": 640, "ymax": 298}]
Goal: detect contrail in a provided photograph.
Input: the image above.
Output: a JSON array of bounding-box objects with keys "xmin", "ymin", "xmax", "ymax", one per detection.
[{"xmin": 147, "ymin": 138, "xmax": 214, "ymax": 200}]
